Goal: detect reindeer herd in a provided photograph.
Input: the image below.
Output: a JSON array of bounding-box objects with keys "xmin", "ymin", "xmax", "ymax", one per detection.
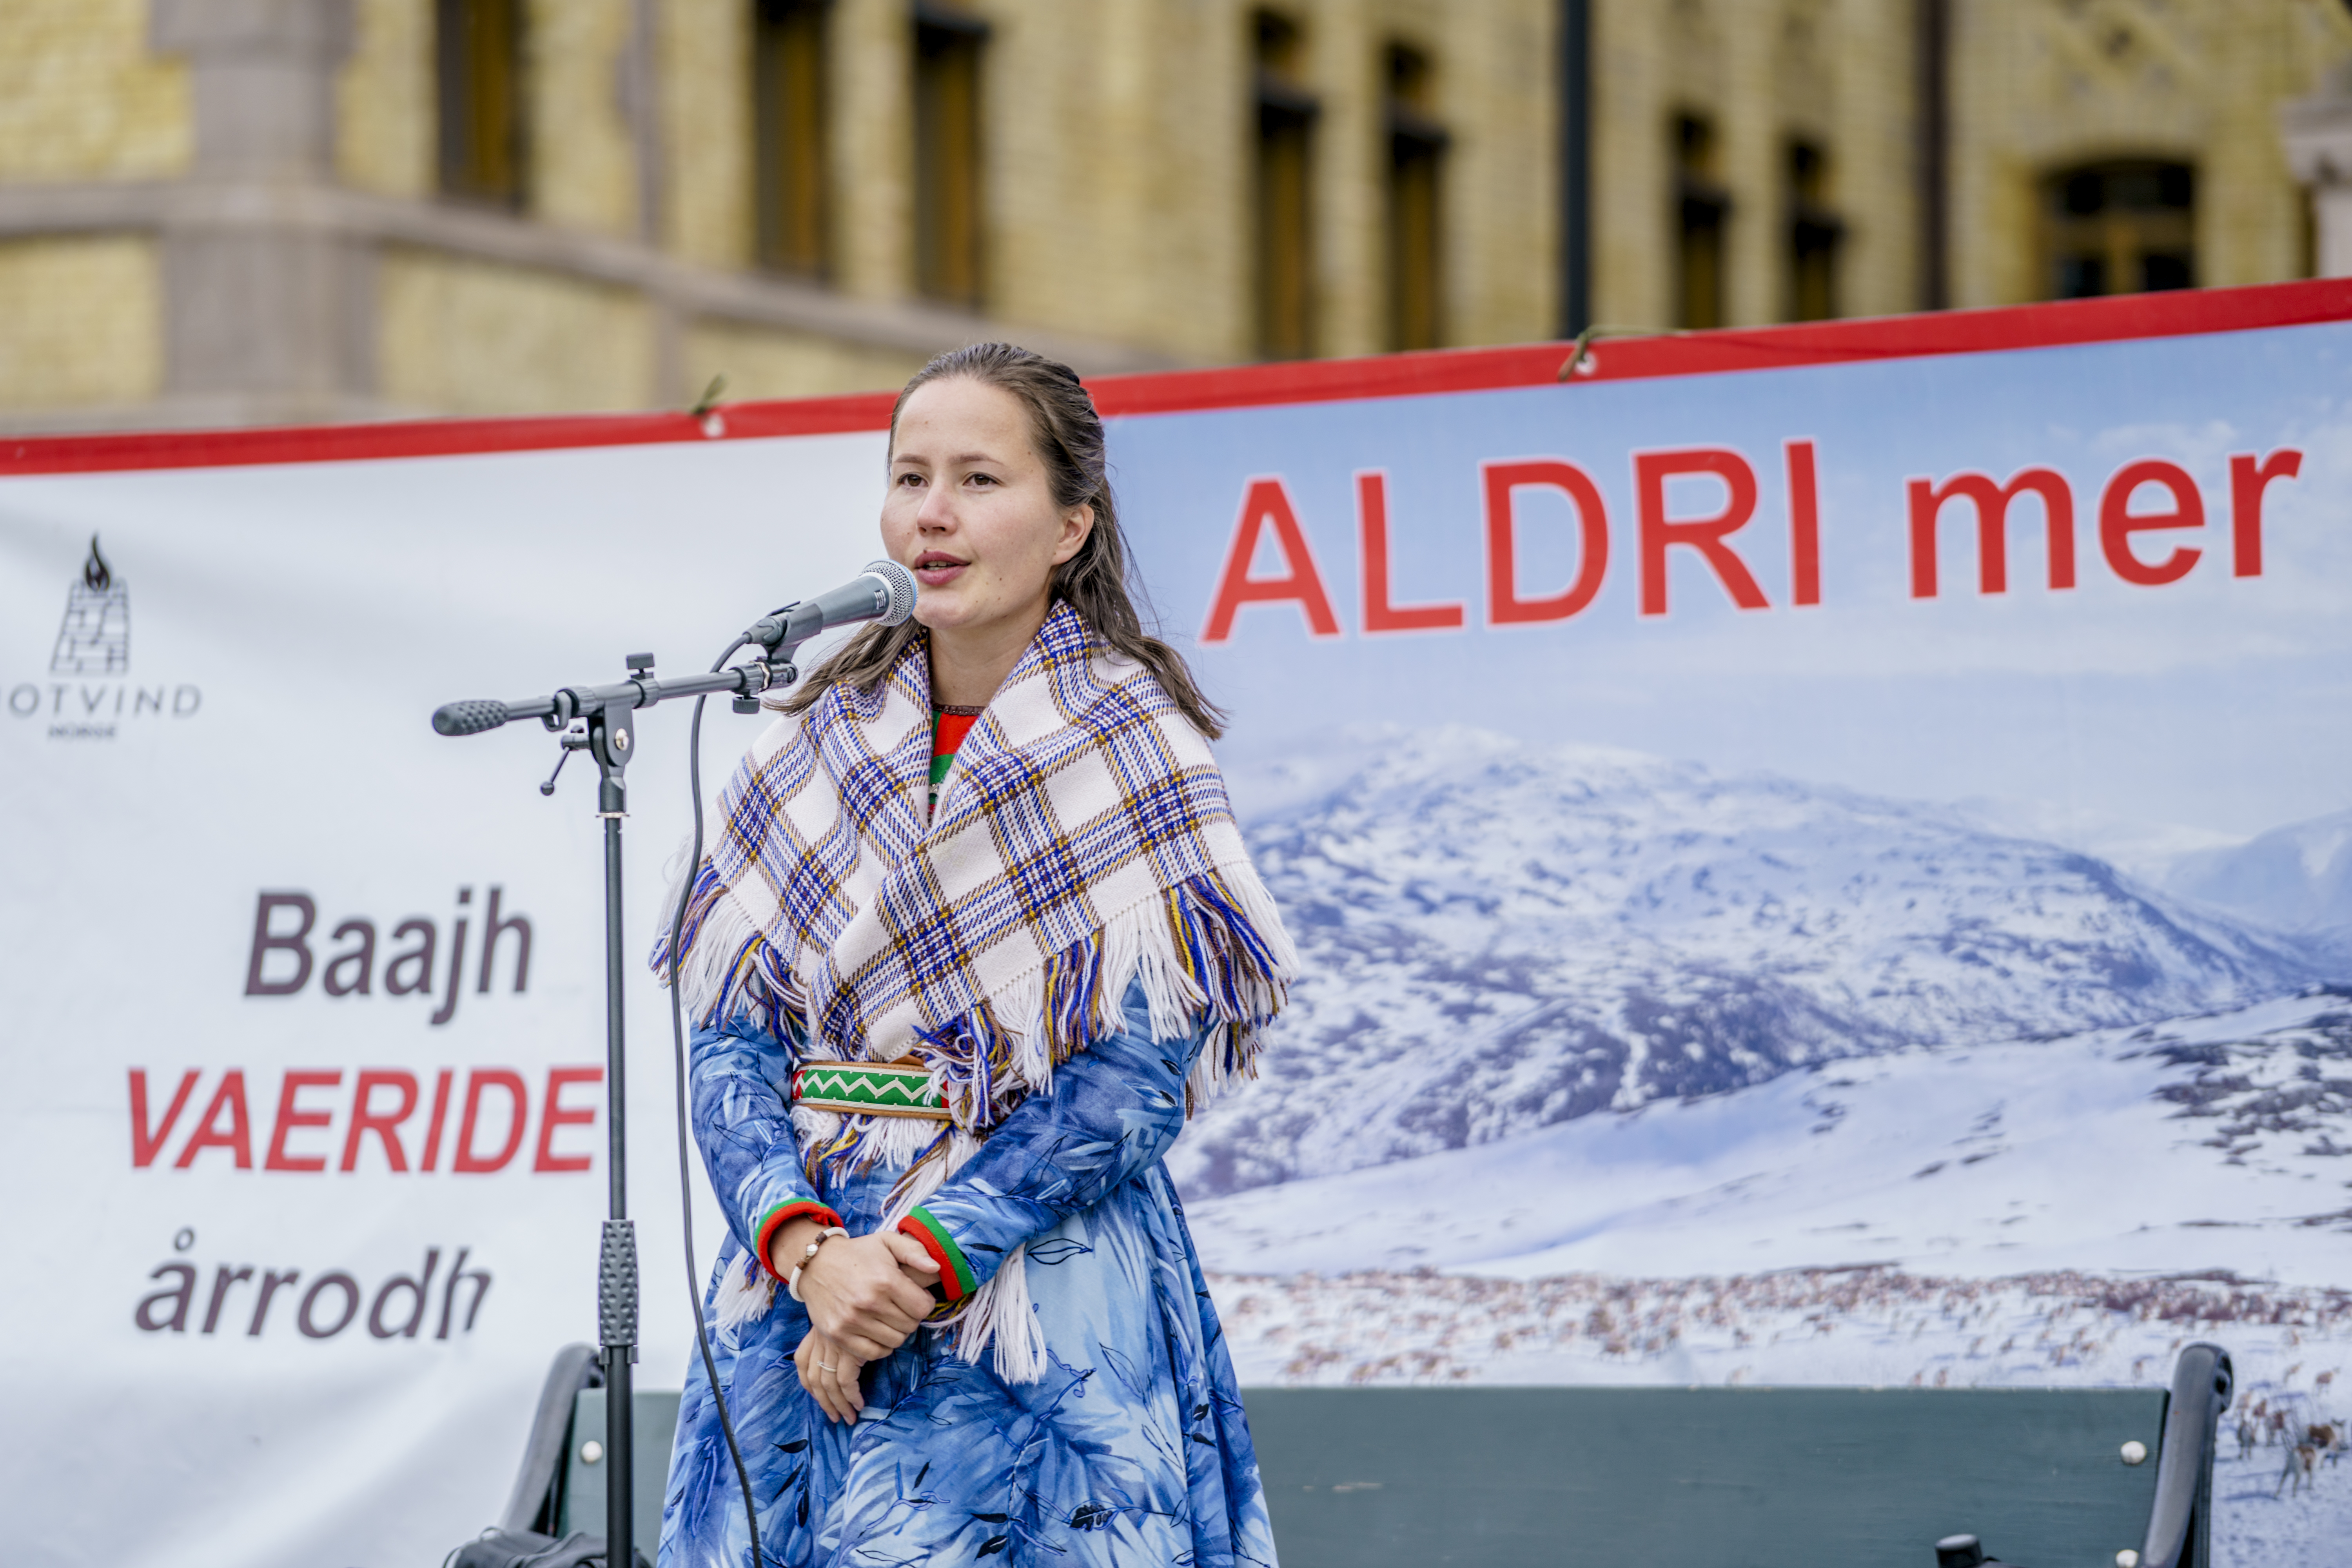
[{"xmin": 2235, "ymin": 1389, "xmax": 2346, "ymax": 1500}]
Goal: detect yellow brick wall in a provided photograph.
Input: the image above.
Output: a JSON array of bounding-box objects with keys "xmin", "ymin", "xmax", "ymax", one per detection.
[
  {"xmin": 664, "ymin": 0, "xmax": 755, "ymax": 269},
  {"xmin": 342, "ymin": 0, "xmax": 644, "ymax": 227},
  {"xmin": 6, "ymin": 0, "xmax": 2347, "ymax": 430},
  {"xmin": 339, "ymin": 0, "xmax": 433, "ymax": 197},
  {"xmin": 0, "ymin": 0, "xmax": 189, "ymax": 180},
  {"xmin": 1300, "ymin": 0, "xmax": 1379, "ymax": 358},
  {"xmin": 981, "ymin": 2, "xmax": 1134, "ymax": 352},
  {"xmin": 2201, "ymin": 0, "xmax": 2352, "ymax": 285},
  {"xmin": 1948, "ymin": 0, "xmax": 2352, "ymax": 309},
  {"xmin": 1123, "ymin": 0, "xmax": 1249, "ymax": 360},
  {"xmin": 1589, "ymin": 1, "xmax": 1671, "ymax": 332},
  {"xmin": 682, "ymin": 318, "xmax": 925, "ymax": 402},
  {"xmin": 1709, "ymin": 2, "xmax": 1779, "ymax": 328},
  {"xmin": 971, "ymin": 1, "xmax": 1211, "ymax": 358},
  {"xmin": 827, "ymin": 0, "xmax": 915, "ymax": 303},
  {"xmin": 1420, "ymin": 0, "xmax": 1558, "ymax": 350},
  {"xmin": 973, "ymin": 0, "xmax": 1558, "ymax": 363},
  {"xmin": 1821, "ymin": 0, "xmax": 1920, "ymax": 321},
  {"xmin": 377, "ymin": 249, "xmax": 653, "ymax": 414},
  {"xmin": 1589, "ymin": 0, "xmax": 1923, "ymax": 332},
  {"xmin": 650, "ymin": 0, "xmax": 1563, "ymax": 365},
  {"xmin": 529, "ymin": 0, "xmax": 641, "ymax": 235},
  {"xmin": 1586, "ymin": 0, "xmax": 2348, "ymax": 331},
  {"xmin": 0, "ymin": 236, "xmax": 162, "ymax": 407}
]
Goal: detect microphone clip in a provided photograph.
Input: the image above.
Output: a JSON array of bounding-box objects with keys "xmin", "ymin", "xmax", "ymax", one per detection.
[
  {"xmin": 731, "ymin": 659, "xmax": 795, "ymax": 714},
  {"xmin": 742, "ymin": 602, "xmax": 799, "ymax": 654}
]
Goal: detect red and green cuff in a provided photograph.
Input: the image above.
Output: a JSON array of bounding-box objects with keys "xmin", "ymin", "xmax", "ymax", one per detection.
[
  {"xmin": 896, "ymin": 1206, "xmax": 977, "ymax": 1305},
  {"xmin": 753, "ymin": 1198, "xmax": 846, "ymax": 1281}
]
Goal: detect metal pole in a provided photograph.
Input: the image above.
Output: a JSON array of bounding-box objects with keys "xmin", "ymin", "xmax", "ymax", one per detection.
[
  {"xmin": 1559, "ymin": 0, "xmax": 1592, "ymax": 338},
  {"xmin": 1916, "ymin": 0, "xmax": 1949, "ymax": 311},
  {"xmin": 597, "ymin": 761, "xmax": 639, "ymax": 1565},
  {"xmin": 436, "ymin": 645, "xmax": 804, "ymax": 1568}
]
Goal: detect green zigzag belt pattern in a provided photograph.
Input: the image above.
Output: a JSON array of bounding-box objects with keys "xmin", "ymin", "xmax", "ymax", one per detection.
[{"xmin": 791, "ymin": 1061, "xmax": 949, "ymax": 1117}]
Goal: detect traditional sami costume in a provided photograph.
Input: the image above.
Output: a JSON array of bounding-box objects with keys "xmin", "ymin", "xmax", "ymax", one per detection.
[{"xmin": 650, "ymin": 602, "xmax": 1296, "ymax": 1568}]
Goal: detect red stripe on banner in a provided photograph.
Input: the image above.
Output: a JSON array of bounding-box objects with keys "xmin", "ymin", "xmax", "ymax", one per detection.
[
  {"xmin": 0, "ymin": 391, "xmax": 899, "ymax": 478},
  {"xmin": 5, "ymin": 278, "xmax": 2348, "ymax": 477},
  {"xmin": 1089, "ymin": 277, "xmax": 2352, "ymax": 417}
]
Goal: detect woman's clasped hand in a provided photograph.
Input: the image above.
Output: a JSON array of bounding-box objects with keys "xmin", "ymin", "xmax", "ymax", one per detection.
[{"xmin": 768, "ymin": 1219, "xmax": 942, "ymax": 1423}]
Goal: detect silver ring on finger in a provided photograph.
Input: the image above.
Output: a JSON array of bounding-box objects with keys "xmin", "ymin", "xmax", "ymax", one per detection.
[{"xmin": 818, "ymin": 1362, "xmax": 838, "ymax": 1371}]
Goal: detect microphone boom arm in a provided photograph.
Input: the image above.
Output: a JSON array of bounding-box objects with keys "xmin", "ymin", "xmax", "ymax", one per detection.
[{"xmin": 429, "ymin": 657, "xmax": 791, "ymax": 740}]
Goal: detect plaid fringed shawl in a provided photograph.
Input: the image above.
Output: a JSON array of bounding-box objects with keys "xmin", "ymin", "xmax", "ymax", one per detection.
[{"xmin": 655, "ymin": 599, "xmax": 1295, "ymax": 1228}]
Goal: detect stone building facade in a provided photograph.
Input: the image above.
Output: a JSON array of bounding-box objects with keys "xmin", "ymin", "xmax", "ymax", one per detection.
[{"xmin": 0, "ymin": 0, "xmax": 2345, "ymax": 433}]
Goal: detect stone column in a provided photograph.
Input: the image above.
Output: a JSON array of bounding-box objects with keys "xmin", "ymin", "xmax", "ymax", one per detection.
[
  {"xmin": 2282, "ymin": 64, "xmax": 2352, "ymax": 279},
  {"xmin": 831, "ymin": 0, "xmax": 914, "ymax": 305},
  {"xmin": 1307, "ymin": 0, "xmax": 1380, "ymax": 359},
  {"xmin": 150, "ymin": 0, "xmax": 370, "ymax": 424},
  {"xmin": 619, "ymin": 0, "xmax": 678, "ymax": 402},
  {"xmin": 1716, "ymin": 5, "xmax": 1778, "ymax": 328}
]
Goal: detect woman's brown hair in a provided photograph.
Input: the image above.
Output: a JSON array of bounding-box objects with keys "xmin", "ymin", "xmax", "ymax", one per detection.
[{"xmin": 779, "ymin": 341, "xmax": 1226, "ymax": 738}]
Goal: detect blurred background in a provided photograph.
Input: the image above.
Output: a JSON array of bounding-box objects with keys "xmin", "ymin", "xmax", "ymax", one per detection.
[{"xmin": 2, "ymin": 0, "xmax": 2350, "ymax": 434}]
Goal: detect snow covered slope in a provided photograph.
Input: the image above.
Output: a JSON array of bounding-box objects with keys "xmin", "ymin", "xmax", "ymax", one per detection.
[
  {"xmin": 1192, "ymin": 991, "xmax": 2352, "ymax": 1566},
  {"xmin": 1187, "ymin": 991, "xmax": 2352, "ymax": 1285},
  {"xmin": 1186, "ymin": 733, "xmax": 2352, "ymax": 1568},
  {"xmin": 1178, "ymin": 730, "xmax": 2318, "ymax": 1197}
]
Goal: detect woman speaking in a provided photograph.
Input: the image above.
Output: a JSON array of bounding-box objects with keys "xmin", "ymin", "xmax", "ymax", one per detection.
[{"xmin": 653, "ymin": 343, "xmax": 1297, "ymax": 1568}]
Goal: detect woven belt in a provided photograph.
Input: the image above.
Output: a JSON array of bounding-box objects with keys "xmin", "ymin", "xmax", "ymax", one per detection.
[{"xmin": 790, "ymin": 1057, "xmax": 949, "ymax": 1119}]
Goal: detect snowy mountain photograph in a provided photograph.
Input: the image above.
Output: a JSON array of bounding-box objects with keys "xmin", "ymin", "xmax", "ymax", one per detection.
[
  {"xmin": 1186, "ymin": 727, "xmax": 2352, "ymax": 1563},
  {"xmin": 1183, "ymin": 728, "xmax": 2319, "ymax": 1198},
  {"xmin": 1082, "ymin": 322, "xmax": 2352, "ymax": 1563}
]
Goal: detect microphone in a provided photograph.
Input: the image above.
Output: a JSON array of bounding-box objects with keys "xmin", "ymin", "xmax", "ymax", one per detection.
[{"xmin": 746, "ymin": 559, "xmax": 917, "ymax": 652}]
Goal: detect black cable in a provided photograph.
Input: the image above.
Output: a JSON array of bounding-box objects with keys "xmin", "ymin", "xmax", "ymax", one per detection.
[{"xmin": 667, "ymin": 636, "xmax": 768, "ymax": 1568}]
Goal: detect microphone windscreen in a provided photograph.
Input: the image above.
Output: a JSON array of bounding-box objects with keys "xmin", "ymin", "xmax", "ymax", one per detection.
[{"xmin": 864, "ymin": 559, "xmax": 917, "ymax": 625}]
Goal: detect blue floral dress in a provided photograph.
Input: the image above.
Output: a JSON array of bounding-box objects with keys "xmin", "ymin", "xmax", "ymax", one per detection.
[{"xmin": 659, "ymin": 981, "xmax": 1278, "ymax": 1568}]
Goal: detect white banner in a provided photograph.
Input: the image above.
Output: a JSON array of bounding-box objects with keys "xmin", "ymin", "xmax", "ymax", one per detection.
[
  {"xmin": 8, "ymin": 281, "xmax": 2352, "ymax": 1565},
  {"xmin": 2, "ymin": 433, "xmax": 891, "ymax": 1568}
]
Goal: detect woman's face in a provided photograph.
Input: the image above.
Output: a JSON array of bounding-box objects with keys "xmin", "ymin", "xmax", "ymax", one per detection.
[{"xmin": 882, "ymin": 376, "xmax": 1093, "ymax": 640}]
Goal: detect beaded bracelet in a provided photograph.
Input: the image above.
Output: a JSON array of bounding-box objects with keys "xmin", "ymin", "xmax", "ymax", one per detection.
[{"xmin": 786, "ymin": 1226, "xmax": 850, "ymax": 1303}]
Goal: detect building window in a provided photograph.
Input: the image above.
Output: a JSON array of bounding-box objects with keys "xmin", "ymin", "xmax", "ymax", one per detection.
[
  {"xmin": 753, "ymin": 0, "xmax": 831, "ymax": 277},
  {"xmin": 1787, "ymin": 140, "xmax": 1843, "ymax": 321},
  {"xmin": 437, "ymin": 0, "xmax": 528, "ymax": 207},
  {"xmin": 1675, "ymin": 114, "xmax": 1728, "ymax": 330},
  {"xmin": 2042, "ymin": 160, "xmax": 2195, "ymax": 299},
  {"xmin": 1254, "ymin": 11, "xmax": 1318, "ymax": 360},
  {"xmin": 1383, "ymin": 44, "xmax": 1447, "ymax": 352},
  {"xmin": 913, "ymin": 5, "xmax": 987, "ymax": 307}
]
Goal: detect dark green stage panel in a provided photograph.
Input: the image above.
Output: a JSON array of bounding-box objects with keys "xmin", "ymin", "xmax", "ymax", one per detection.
[
  {"xmin": 1243, "ymin": 1386, "xmax": 2166, "ymax": 1568},
  {"xmin": 561, "ymin": 1387, "xmax": 682, "ymax": 1564}
]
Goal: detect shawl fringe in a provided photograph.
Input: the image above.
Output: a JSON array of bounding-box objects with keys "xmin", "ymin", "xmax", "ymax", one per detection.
[
  {"xmin": 666, "ymin": 863, "xmax": 1290, "ymax": 1151},
  {"xmin": 662, "ymin": 866, "xmax": 1290, "ymax": 1381},
  {"xmin": 653, "ymin": 608, "xmax": 1297, "ymax": 1385},
  {"xmin": 712, "ymin": 1250, "xmax": 774, "ymax": 1334},
  {"xmin": 653, "ymin": 859, "xmax": 807, "ymax": 1042},
  {"xmin": 950, "ymin": 1244, "xmax": 1045, "ymax": 1383}
]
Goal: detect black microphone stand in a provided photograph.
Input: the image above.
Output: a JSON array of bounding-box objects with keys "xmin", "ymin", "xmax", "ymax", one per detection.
[{"xmin": 431, "ymin": 637, "xmax": 802, "ymax": 1566}]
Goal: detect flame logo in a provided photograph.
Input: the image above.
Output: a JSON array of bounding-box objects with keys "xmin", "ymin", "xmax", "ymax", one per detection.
[{"xmin": 82, "ymin": 534, "xmax": 112, "ymax": 592}]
